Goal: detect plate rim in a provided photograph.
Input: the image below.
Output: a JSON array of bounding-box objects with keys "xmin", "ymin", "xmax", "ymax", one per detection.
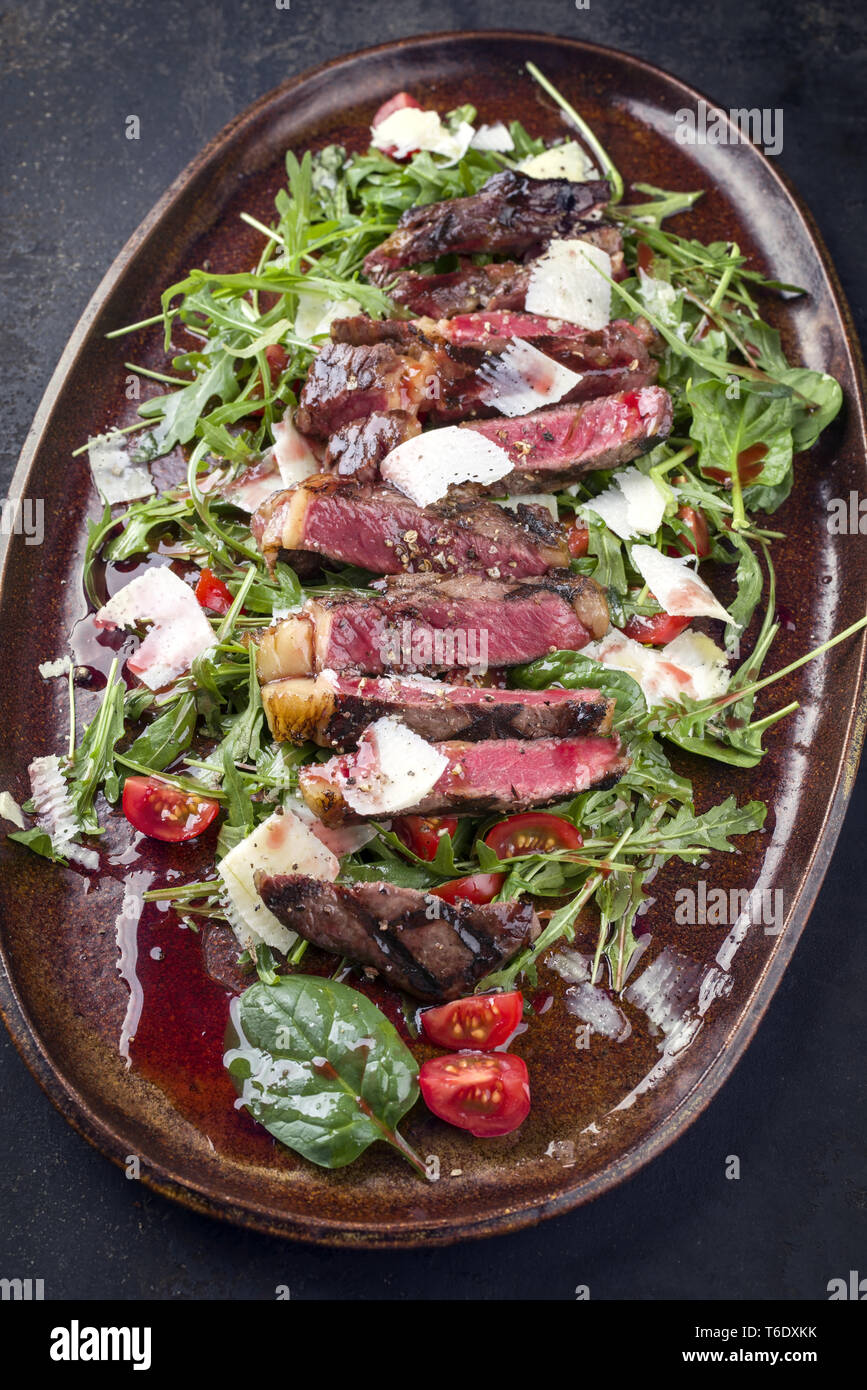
[{"xmin": 1, "ymin": 28, "xmax": 866, "ymax": 1249}]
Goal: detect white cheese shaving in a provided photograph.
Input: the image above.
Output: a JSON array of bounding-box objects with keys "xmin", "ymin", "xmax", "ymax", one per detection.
[
  {"xmin": 0, "ymin": 791, "xmax": 25, "ymax": 829},
  {"xmin": 520, "ymin": 141, "xmax": 597, "ymax": 181},
  {"xmin": 218, "ymin": 808, "xmax": 340, "ymax": 955},
  {"xmin": 294, "ymin": 291, "xmax": 362, "ymax": 341},
  {"xmin": 87, "ymin": 432, "xmax": 155, "ymax": 506},
  {"xmin": 525, "ymin": 240, "xmax": 612, "ymax": 329},
  {"xmin": 94, "ymin": 566, "xmax": 215, "ymax": 690},
  {"xmin": 477, "ymin": 337, "xmax": 584, "ymax": 417},
  {"xmin": 470, "ymin": 122, "xmax": 514, "ymax": 153},
  {"xmin": 38, "ymin": 655, "xmax": 72, "ymax": 680},
  {"xmin": 27, "ymin": 754, "xmax": 99, "ymax": 869},
  {"xmin": 380, "ymin": 427, "xmax": 513, "ymax": 507},
  {"xmin": 584, "ymin": 467, "xmax": 668, "ymax": 539},
  {"xmin": 338, "ymin": 717, "xmax": 448, "ymax": 817},
  {"xmin": 631, "ymin": 545, "xmax": 733, "ymax": 624},
  {"xmin": 583, "ymin": 629, "xmax": 729, "ymax": 707},
  {"xmin": 221, "ymin": 457, "xmax": 283, "ymax": 514},
  {"xmin": 271, "ymin": 415, "xmax": 319, "ymax": 487},
  {"xmin": 370, "ymin": 107, "xmax": 474, "ymax": 162}
]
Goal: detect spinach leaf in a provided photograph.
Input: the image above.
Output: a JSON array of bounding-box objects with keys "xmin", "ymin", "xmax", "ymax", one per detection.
[
  {"xmin": 687, "ymin": 377, "xmax": 794, "ymax": 522},
  {"xmin": 225, "ymin": 976, "xmax": 424, "ymax": 1174},
  {"xmin": 741, "ymin": 319, "xmax": 843, "ymax": 450},
  {"xmin": 512, "ymin": 651, "xmax": 647, "ymax": 725}
]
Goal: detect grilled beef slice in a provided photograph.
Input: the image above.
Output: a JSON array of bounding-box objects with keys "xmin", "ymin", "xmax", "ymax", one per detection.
[
  {"xmin": 363, "ymin": 170, "xmax": 610, "ymax": 283},
  {"xmin": 260, "ymin": 671, "xmax": 615, "ymax": 748},
  {"xmin": 383, "ymin": 224, "xmax": 625, "ymax": 316},
  {"xmin": 251, "ymin": 474, "xmax": 567, "ymax": 578},
  {"xmin": 254, "ymin": 571, "xmax": 609, "ymax": 682},
  {"xmin": 255, "ymin": 875, "xmax": 540, "ymax": 1002},
  {"xmin": 298, "ymin": 731, "xmax": 629, "ymax": 824},
  {"xmin": 461, "ymin": 386, "xmax": 673, "ymax": 491}
]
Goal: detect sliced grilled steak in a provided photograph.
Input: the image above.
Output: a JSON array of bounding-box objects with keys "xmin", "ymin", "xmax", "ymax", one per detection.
[
  {"xmin": 261, "ymin": 671, "xmax": 615, "ymax": 747},
  {"xmin": 384, "ymin": 224, "xmax": 625, "ymax": 315},
  {"xmin": 251, "ymin": 474, "xmax": 567, "ymax": 578},
  {"xmin": 255, "ymin": 571, "xmax": 609, "ymax": 681},
  {"xmin": 255, "ymin": 875, "xmax": 540, "ymax": 1002},
  {"xmin": 461, "ymin": 386, "xmax": 673, "ymax": 491},
  {"xmin": 295, "ymin": 338, "xmax": 479, "ymax": 436},
  {"xmin": 363, "ymin": 170, "xmax": 610, "ymax": 283},
  {"xmin": 388, "ymin": 261, "xmax": 531, "ymax": 317},
  {"xmin": 299, "ymin": 731, "xmax": 628, "ymax": 824},
  {"xmin": 302, "ymin": 320, "xmax": 658, "ymax": 438},
  {"xmin": 323, "ymin": 409, "xmax": 420, "ymax": 481}
]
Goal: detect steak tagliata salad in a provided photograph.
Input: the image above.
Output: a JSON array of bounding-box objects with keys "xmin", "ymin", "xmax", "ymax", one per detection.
[{"xmin": 5, "ymin": 69, "xmax": 859, "ymax": 1173}]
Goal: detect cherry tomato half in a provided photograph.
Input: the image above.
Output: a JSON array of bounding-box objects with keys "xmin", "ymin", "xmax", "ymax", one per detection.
[
  {"xmin": 485, "ymin": 812, "xmax": 583, "ymax": 859},
  {"xmin": 394, "ymin": 814, "xmax": 459, "ymax": 862},
  {"xmin": 372, "ymin": 92, "xmax": 423, "ymax": 158},
  {"xmin": 419, "ymin": 1052, "xmax": 530, "ymax": 1137},
  {"xmin": 432, "ymin": 872, "xmax": 505, "ymax": 905},
  {"xmin": 622, "ymin": 612, "xmax": 691, "ymax": 646},
  {"xmin": 420, "ymin": 991, "xmax": 524, "ymax": 1051},
  {"xmin": 667, "ymin": 505, "xmax": 711, "ymax": 559},
  {"xmin": 195, "ymin": 568, "xmax": 234, "ymax": 615},
  {"xmin": 566, "ymin": 521, "xmax": 590, "ymax": 558},
  {"xmin": 122, "ymin": 776, "xmax": 220, "ymax": 843}
]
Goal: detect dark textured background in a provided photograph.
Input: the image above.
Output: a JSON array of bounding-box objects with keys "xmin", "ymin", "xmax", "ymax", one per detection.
[{"xmin": 1, "ymin": 0, "xmax": 865, "ymax": 1301}]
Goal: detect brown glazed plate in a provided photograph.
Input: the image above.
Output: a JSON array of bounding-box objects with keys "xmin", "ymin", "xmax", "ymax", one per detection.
[{"xmin": 1, "ymin": 31, "xmax": 865, "ymax": 1249}]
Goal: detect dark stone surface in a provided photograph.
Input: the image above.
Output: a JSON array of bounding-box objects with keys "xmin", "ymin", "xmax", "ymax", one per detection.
[{"xmin": 0, "ymin": 0, "xmax": 865, "ymax": 1300}]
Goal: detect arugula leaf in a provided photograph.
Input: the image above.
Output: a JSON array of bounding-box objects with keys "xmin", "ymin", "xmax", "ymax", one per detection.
[
  {"xmin": 6, "ymin": 826, "xmax": 69, "ymax": 864},
  {"xmin": 124, "ymin": 692, "xmax": 197, "ymax": 773},
  {"xmin": 66, "ymin": 666, "xmax": 126, "ymax": 832},
  {"xmin": 225, "ymin": 976, "xmax": 424, "ymax": 1174}
]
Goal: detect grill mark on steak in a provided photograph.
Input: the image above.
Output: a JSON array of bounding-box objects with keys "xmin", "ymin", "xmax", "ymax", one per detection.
[
  {"xmin": 324, "ymin": 409, "xmax": 420, "ymax": 481},
  {"xmin": 254, "ymin": 874, "xmax": 540, "ymax": 1001},
  {"xmin": 363, "ymin": 170, "xmax": 610, "ymax": 283}
]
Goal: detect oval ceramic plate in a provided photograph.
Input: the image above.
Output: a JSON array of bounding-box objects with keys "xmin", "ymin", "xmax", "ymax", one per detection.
[{"xmin": 1, "ymin": 32, "xmax": 865, "ymax": 1248}]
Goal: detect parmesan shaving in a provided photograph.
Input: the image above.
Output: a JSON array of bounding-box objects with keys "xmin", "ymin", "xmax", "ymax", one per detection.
[
  {"xmin": 477, "ymin": 338, "xmax": 583, "ymax": 417},
  {"xmin": 337, "ymin": 718, "xmax": 448, "ymax": 817},
  {"xmin": 94, "ymin": 566, "xmax": 215, "ymax": 691},
  {"xmin": 87, "ymin": 433, "xmax": 155, "ymax": 506},
  {"xmin": 631, "ymin": 545, "xmax": 733, "ymax": 624},
  {"xmin": 525, "ymin": 240, "xmax": 612, "ymax": 329},
  {"xmin": 218, "ymin": 808, "xmax": 340, "ymax": 955},
  {"xmin": 381, "ymin": 427, "xmax": 513, "ymax": 507},
  {"xmin": 584, "ymin": 467, "xmax": 668, "ymax": 539}
]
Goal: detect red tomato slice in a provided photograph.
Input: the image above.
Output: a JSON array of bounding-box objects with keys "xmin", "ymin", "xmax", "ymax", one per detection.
[
  {"xmin": 622, "ymin": 612, "xmax": 691, "ymax": 646},
  {"xmin": 195, "ymin": 568, "xmax": 234, "ymax": 615},
  {"xmin": 372, "ymin": 91, "xmax": 423, "ymax": 159},
  {"xmin": 420, "ymin": 991, "xmax": 524, "ymax": 1051},
  {"xmin": 122, "ymin": 776, "xmax": 220, "ymax": 843},
  {"xmin": 485, "ymin": 812, "xmax": 583, "ymax": 859},
  {"xmin": 667, "ymin": 505, "xmax": 711, "ymax": 559},
  {"xmin": 432, "ymin": 872, "xmax": 505, "ymax": 905},
  {"xmin": 394, "ymin": 814, "xmax": 459, "ymax": 861},
  {"xmin": 419, "ymin": 1053, "xmax": 530, "ymax": 1137},
  {"xmin": 566, "ymin": 521, "xmax": 590, "ymax": 558}
]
